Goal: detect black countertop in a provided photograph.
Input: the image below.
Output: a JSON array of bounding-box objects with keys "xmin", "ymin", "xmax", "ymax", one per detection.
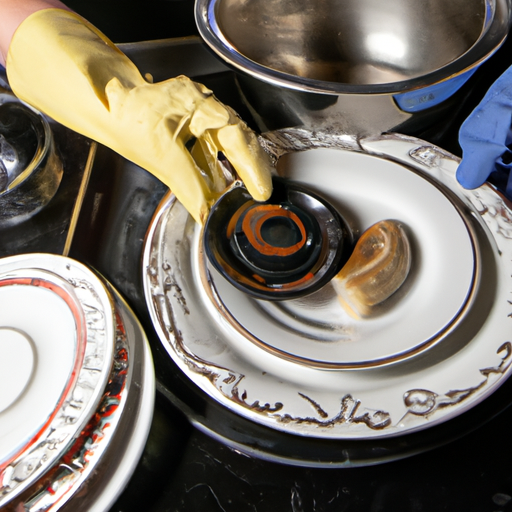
[{"xmin": 62, "ymin": 0, "xmax": 199, "ymax": 43}]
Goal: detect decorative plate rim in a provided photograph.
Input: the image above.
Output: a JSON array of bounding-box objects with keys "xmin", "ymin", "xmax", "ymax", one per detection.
[
  {"xmin": 0, "ymin": 254, "xmax": 115, "ymax": 506},
  {"xmin": 4, "ymin": 285, "xmax": 155, "ymax": 512},
  {"xmin": 143, "ymin": 130, "xmax": 512, "ymax": 441}
]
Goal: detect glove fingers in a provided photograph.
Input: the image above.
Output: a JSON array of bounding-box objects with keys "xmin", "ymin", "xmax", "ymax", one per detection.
[
  {"xmin": 157, "ymin": 144, "xmax": 213, "ymax": 224},
  {"xmin": 457, "ymin": 65, "xmax": 512, "ymax": 189},
  {"xmin": 214, "ymin": 123, "xmax": 273, "ymax": 201},
  {"xmin": 457, "ymin": 137, "xmax": 510, "ymax": 189},
  {"xmin": 191, "ymin": 134, "xmax": 231, "ymax": 193},
  {"xmin": 505, "ymin": 163, "xmax": 512, "ymax": 198},
  {"xmin": 189, "ymin": 94, "xmax": 230, "ymax": 136},
  {"xmin": 171, "ymin": 86, "xmax": 273, "ymax": 204},
  {"xmin": 458, "ymin": 100, "xmax": 512, "ymax": 187}
]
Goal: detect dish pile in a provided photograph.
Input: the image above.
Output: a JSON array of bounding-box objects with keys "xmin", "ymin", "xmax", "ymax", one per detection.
[
  {"xmin": 144, "ymin": 129, "xmax": 512, "ymax": 447},
  {"xmin": 0, "ymin": 254, "xmax": 154, "ymax": 512}
]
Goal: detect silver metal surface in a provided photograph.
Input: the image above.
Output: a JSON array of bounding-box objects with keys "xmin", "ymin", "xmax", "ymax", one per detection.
[
  {"xmin": 216, "ymin": 0, "xmax": 485, "ymax": 84},
  {"xmin": 196, "ymin": 0, "xmax": 512, "ymax": 135}
]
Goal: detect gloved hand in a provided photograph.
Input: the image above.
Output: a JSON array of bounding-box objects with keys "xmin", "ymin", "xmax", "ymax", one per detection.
[
  {"xmin": 457, "ymin": 64, "xmax": 512, "ymax": 198},
  {"xmin": 6, "ymin": 8, "xmax": 273, "ymax": 223}
]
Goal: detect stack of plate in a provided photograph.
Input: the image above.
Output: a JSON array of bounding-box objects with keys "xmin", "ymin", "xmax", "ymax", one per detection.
[
  {"xmin": 0, "ymin": 254, "xmax": 154, "ymax": 512},
  {"xmin": 143, "ymin": 130, "xmax": 512, "ymax": 457}
]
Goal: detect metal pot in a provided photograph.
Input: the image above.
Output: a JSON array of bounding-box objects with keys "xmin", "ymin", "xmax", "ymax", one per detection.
[{"xmin": 195, "ymin": 0, "xmax": 512, "ymax": 135}]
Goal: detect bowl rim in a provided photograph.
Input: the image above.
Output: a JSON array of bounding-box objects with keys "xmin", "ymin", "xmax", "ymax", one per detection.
[{"xmin": 195, "ymin": 0, "xmax": 511, "ymax": 95}]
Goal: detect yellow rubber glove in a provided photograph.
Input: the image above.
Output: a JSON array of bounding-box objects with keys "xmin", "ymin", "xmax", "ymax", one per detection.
[{"xmin": 6, "ymin": 8, "xmax": 273, "ymax": 223}]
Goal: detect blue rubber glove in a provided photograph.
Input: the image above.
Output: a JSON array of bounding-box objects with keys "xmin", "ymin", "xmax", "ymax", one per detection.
[{"xmin": 457, "ymin": 64, "xmax": 512, "ymax": 198}]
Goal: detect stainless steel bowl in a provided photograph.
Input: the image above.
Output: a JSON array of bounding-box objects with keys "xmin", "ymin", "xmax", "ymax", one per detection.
[{"xmin": 196, "ymin": 0, "xmax": 512, "ymax": 135}]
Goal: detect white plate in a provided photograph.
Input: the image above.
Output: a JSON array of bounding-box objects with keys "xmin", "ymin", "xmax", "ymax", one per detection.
[
  {"xmin": 0, "ymin": 254, "xmax": 115, "ymax": 505},
  {"xmin": 0, "ymin": 254, "xmax": 155, "ymax": 511},
  {"xmin": 71, "ymin": 290, "xmax": 155, "ymax": 512},
  {"xmin": 143, "ymin": 131, "xmax": 512, "ymax": 440},
  {"xmin": 0, "ymin": 280, "xmax": 82, "ymax": 464},
  {"xmin": 209, "ymin": 146, "xmax": 477, "ymax": 368}
]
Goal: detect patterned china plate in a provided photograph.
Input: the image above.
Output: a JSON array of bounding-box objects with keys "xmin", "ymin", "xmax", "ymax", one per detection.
[
  {"xmin": 143, "ymin": 130, "xmax": 512, "ymax": 440},
  {"xmin": 0, "ymin": 254, "xmax": 154, "ymax": 510}
]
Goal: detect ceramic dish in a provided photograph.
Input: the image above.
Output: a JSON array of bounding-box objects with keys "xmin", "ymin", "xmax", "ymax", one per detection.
[
  {"xmin": 203, "ymin": 177, "xmax": 353, "ymax": 300},
  {"xmin": 0, "ymin": 254, "xmax": 154, "ymax": 511},
  {"xmin": 143, "ymin": 130, "xmax": 511, "ymax": 440}
]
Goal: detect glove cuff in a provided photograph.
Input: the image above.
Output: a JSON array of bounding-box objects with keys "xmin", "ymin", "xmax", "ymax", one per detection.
[{"xmin": 6, "ymin": 8, "xmax": 143, "ymax": 138}]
